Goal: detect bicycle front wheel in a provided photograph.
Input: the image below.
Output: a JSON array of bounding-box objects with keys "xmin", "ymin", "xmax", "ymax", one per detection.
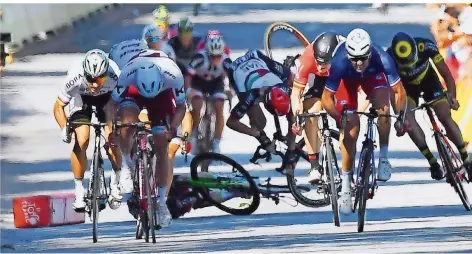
[
  {"xmin": 435, "ymin": 133, "xmax": 471, "ymax": 211},
  {"xmin": 326, "ymin": 140, "xmax": 340, "ymax": 227},
  {"xmin": 264, "ymin": 22, "xmax": 309, "ymax": 61},
  {"xmin": 355, "ymin": 142, "xmax": 372, "ymax": 233},
  {"xmin": 190, "ymin": 152, "xmax": 260, "ymax": 215},
  {"xmin": 91, "ymin": 150, "xmax": 100, "ymax": 243},
  {"xmin": 142, "ymin": 151, "xmax": 157, "ymax": 243}
]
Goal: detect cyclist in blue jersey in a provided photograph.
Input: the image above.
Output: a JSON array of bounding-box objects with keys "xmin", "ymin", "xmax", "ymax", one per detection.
[{"xmin": 321, "ymin": 28, "xmax": 407, "ymax": 214}]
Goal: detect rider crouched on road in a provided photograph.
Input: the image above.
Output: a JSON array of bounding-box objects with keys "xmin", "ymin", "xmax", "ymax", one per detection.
[
  {"xmin": 223, "ymin": 49, "xmax": 297, "ymax": 168},
  {"xmin": 186, "ymin": 32, "xmax": 231, "ymax": 154},
  {"xmin": 53, "ymin": 49, "xmax": 123, "ymax": 211},
  {"xmin": 321, "ymin": 29, "xmax": 407, "ymax": 215},
  {"xmin": 387, "ymin": 32, "xmax": 471, "ymax": 180},
  {"xmin": 106, "ymin": 52, "xmax": 186, "ymax": 228},
  {"xmin": 290, "ymin": 31, "xmax": 346, "ymax": 183}
]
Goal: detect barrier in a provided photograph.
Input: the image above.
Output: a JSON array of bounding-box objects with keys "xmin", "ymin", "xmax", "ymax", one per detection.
[{"xmin": 0, "ymin": 4, "xmax": 111, "ymax": 50}]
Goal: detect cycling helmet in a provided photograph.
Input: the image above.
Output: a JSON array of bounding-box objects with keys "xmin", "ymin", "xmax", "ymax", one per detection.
[
  {"xmin": 345, "ymin": 28, "xmax": 372, "ymax": 59},
  {"xmin": 206, "ymin": 32, "xmax": 225, "ymax": 56},
  {"xmin": 83, "ymin": 49, "xmax": 109, "ymax": 79},
  {"xmin": 264, "ymin": 86, "xmax": 291, "ymax": 116},
  {"xmin": 153, "ymin": 5, "xmax": 170, "ymax": 23},
  {"xmin": 135, "ymin": 59, "xmax": 164, "ymax": 98},
  {"xmin": 143, "ymin": 25, "xmax": 166, "ymax": 44},
  {"xmin": 178, "ymin": 17, "xmax": 194, "ymax": 33},
  {"xmin": 313, "ymin": 31, "xmax": 344, "ymax": 65},
  {"xmin": 391, "ymin": 32, "xmax": 418, "ymax": 65}
]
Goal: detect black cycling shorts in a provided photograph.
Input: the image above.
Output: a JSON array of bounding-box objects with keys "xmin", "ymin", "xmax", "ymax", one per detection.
[
  {"xmin": 191, "ymin": 75, "xmax": 225, "ymax": 95},
  {"xmin": 69, "ymin": 92, "xmax": 110, "ymax": 123},
  {"xmin": 302, "ymin": 76, "xmax": 327, "ymax": 100},
  {"xmin": 404, "ymin": 68, "xmax": 445, "ymax": 105}
]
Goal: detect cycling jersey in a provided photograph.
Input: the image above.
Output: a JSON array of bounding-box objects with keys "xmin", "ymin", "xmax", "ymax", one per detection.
[
  {"xmin": 168, "ymin": 35, "xmax": 203, "ymax": 68},
  {"xmin": 386, "ymin": 37, "xmax": 444, "ymax": 85},
  {"xmin": 112, "ymin": 50, "xmax": 185, "ymax": 105},
  {"xmin": 225, "ymin": 50, "xmax": 292, "ymax": 119},
  {"xmin": 109, "ymin": 39, "xmax": 148, "ymax": 69},
  {"xmin": 196, "ymin": 40, "xmax": 231, "ymax": 56},
  {"xmin": 326, "ymin": 42, "xmax": 401, "ymax": 94},
  {"xmin": 187, "ymin": 50, "xmax": 230, "ymax": 81}
]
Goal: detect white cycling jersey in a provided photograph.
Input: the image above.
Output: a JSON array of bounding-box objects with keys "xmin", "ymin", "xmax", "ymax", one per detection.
[
  {"xmin": 109, "ymin": 39, "xmax": 148, "ymax": 69},
  {"xmin": 153, "ymin": 42, "xmax": 176, "ymax": 61},
  {"xmin": 187, "ymin": 50, "xmax": 229, "ymax": 81},
  {"xmin": 112, "ymin": 50, "xmax": 185, "ymax": 105},
  {"xmin": 227, "ymin": 50, "xmax": 284, "ymax": 93}
]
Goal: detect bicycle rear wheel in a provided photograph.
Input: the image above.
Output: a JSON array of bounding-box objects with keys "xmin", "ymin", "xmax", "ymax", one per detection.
[
  {"xmin": 91, "ymin": 150, "xmax": 100, "ymax": 243},
  {"xmin": 355, "ymin": 142, "xmax": 372, "ymax": 233},
  {"xmin": 264, "ymin": 22, "xmax": 309, "ymax": 62},
  {"xmin": 190, "ymin": 152, "xmax": 260, "ymax": 215},
  {"xmin": 435, "ymin": 133, "xmax": 471, "ymax": 211}
]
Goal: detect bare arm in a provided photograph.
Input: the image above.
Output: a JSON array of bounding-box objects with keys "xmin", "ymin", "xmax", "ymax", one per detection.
[
  {"xmin": 391, "ymin": 81, "xmax": 407, "ymax": 114},
  {"xmin": 53, "ymin": 99, "xmax": 68, "ymax": 129},
  {"xmin": 321, "ymin": 89, "xmax": 342, "ymax": 121},
  {"xmin": 435, "ymin": 60, "xmax": 456, "ymax": 99}
]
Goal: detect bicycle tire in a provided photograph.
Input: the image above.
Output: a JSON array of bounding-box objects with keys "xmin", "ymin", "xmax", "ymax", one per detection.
[
  {"xmin": 326, "ymin": 140, "xmax": 340, "ymax": 227},
  {"xmin": 356, "ymin": 142, "xmax": 372, "ymax": 233},
  {"xmin": 143, "ymin": 152, "xmax": 157, "ymax": 243},
  {"xmin": 133, "ymin": 162, "xmax": 144, "ymax": 240},
  {"xmin": 435, "ymin": 133, "xmax": 471, "ymax": 211},
  {"xmin": 190, "ymin": 152, "xmax": 260, "ymax": 215},
  {"xmin": 264, "ymin": 22, "xmax": 309, "ymax": 60},
  {"xmin": 136, "ymin": 152, "xmax": 150, "ymax": 243},
  {"xmin": 91, "ymin": 149, "xmax": 100, "ymax": 243},
  {"xmin": 286, "ymin": 129, "xmax": 339, "ymax": 208}
]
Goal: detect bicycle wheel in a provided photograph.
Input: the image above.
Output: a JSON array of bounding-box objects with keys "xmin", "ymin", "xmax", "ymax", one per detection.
[
  {"xmin": 286, "ymin": 129, "xmax": 340, "ymax": 208},
  {"xmin": 91, "ymin": 149, "xmax": 100, "ymax": 243},
  {"xmin": 133, "ymin": 161, "xmax": 143, "ymax": 240},
  {"xmin": 326, "ymin": 139, "xmax": 340, "ymax": 227},
  {"xmin": 435, "ymin": 133, "xmax": 471, "ymax": 211},
  {"xmin": 190, "ymin": 152, "xmax": 260, "ymax": 215},
  {"xmin": 355, "ymin": 142, "xmax": 372, "ymax": 233},
  {"xmin": 264, "ymin": 22, "xmax": 309, "ymax": 61},
  {"xmin": 142, "ymin": 151, "xmax": 157, "ymax": 243}
]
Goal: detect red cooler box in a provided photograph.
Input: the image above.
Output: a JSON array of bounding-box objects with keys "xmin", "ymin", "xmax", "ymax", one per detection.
[{"xmin": 13, "ymin": 193, "xmax": 85, "ymax": 228}]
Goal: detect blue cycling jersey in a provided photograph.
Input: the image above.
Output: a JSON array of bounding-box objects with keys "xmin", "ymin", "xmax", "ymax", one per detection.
[{"xmin": 325, "ymin": 42, "xmax": 401, "ymax": 93}]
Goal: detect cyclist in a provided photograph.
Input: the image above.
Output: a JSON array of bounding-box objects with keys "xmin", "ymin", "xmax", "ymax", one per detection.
[
  {"xmin": 196, "ymin": 30, "xmax": 231, "ymax": 56},
  {"xmin": 148, "ymin": 5, "xmax": 172, "ymax": 40},
  {"xmin": 142, "ymin": 25, "xmax": 176, "ymax": 60},
  {"xmin": 387, "ymin": 32, "xmax": 470, "ymax": 180},
  {"xmin": 53, "ymin": 49, "xmax": 123, "ymax": 211},
  {"xmin": 321, "ymin": 28, "xmax": 407, "ymax": 214},
  {"xmin": 290, "ymin": 31, "xmax": 346, "ymax": 184},
  {"xmin": 224, "ymin": 49, "xmax": 296, "ymax": 165},
  {"xmin": 109, "ymin": 39, "xmax": 148, "ymax": 69},
  {"xmin": 107, "ymin": 54, "xmax": 186, "ymax": 228},
  {"xmin": 186, "ymin": 32, "xmax": 230, "ymax": 153}
]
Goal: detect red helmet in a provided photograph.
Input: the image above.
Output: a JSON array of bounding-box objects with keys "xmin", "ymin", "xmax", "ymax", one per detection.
[{"xmin": 264, "ymin": 86, "xmax": 291, "ymax": 116}]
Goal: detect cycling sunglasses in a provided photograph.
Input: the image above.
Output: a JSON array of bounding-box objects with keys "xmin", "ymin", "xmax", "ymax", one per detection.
[
  {"xmin": 348, "ymin": 54, "xmax": 370, "ymax": 62},
  {"xmin": 85, "ymin": 72, "xmax": 107, "ymax": 83}
]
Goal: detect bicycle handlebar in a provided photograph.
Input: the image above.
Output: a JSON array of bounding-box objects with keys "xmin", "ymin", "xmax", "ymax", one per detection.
[
  {"xmin": 410, "ymin": 94, "xmax": 447, "ymax": 112},
  {"xmin": 68, "ymin": 121, "xmax": 108, "ymax": 128},
  {"xmin": 112, "ymin": 120, "xmax": 152, "ymax": 131}
]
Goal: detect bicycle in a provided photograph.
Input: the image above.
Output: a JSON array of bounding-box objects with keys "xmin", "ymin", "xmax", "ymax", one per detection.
[
  {"xmin": 112, "ymin": 120, "xmax": 157, "ymax": 243},
  {"xmin": 410, "ymin": 95, "xmax": 471, "ymax": 211},
  {"xmin": 66, "ymin": 120, "xmax": 109, "ymax": 243},
  {"xmin": 249, "ymin": 114, "xmax": 340, "ymax": 208},
  {"xmin": 344, "ymin": 107, "xmax": 399, "ymax": 233},
  {"xmin": 297, "ymin": 110, "xmax": 342, "ymax": 226}
]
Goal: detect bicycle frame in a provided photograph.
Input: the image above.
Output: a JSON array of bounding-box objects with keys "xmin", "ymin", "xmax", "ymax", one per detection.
[{"xmin": 356, "ymin": 110, "xmax": 378, "ymax": 191}]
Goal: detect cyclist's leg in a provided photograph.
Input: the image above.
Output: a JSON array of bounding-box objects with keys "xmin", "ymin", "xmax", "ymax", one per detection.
[
  {"xmin": 190, "ymin": 77, "xmax": 205, "ymax": 135},
  {"xmin": 302, "ymin": 94, "xmax": 323, "ymax": 177},
  {"xmin": 68, "ymin": 104, "xmax": 92, "ymax": 209},
  {"xmin": 116, "ymin": 99, "xmax": 140, "ymax": 194},
  {"xmin": 211, "ymin": 80, "xmax": 227, "ymax": 152},
  {"xmin": 361, "ymin": 74, "xmax": 392, "ymax": 181},
  {"xmin": 247, "ymin": 103, "xmax": 267, "ymax": 130}
]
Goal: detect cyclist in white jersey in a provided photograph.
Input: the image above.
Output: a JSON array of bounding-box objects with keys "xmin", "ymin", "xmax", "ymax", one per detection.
[
  {"xmin": 107, "ymin": 52, "xmax": 185, "ymax": 228},
  {"xmin": 53, "ymin": 49, "xmax": 124, "ymax": 211},
  {"xmin": 186, "ymin": 33, "xmax": 231, "ymax": 153},
  {"xmin": 142, "ymin": 25, "xmax": 176, "ymax": 61},
  {"xmin": 223, "ymin": 49, "xmax": 298, "ymax": 170},
  {"xmin": 109, "ymin": 39, "xmax": 148, "ymax": 69}
]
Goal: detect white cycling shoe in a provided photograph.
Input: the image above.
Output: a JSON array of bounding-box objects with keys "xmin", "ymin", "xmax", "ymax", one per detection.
[
  {"xmin": 73, "ymin": 185, "xmax": 86, "ymax": 211},
  {"xmin": 120, "ymin": 168, "xmax": 134, "ymax": 194},
  {"xmin": 158, "ymin": 203, "xmax": 172, "ymax": 228},
  {"xmin": 309, "ymin": 168, "xmax": 322, "ymax": 185},
  {"xmin": 338, "ymin": 189, "xmax": 353, "ymax": 215},
  {"xmin": 377, "ymin": 158, "xmax": 392, "ymax": 181}
]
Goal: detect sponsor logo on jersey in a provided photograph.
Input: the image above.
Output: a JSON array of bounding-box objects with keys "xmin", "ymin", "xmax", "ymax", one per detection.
[{"xmin": 66, "ymin": 74, "xmax": 84, "ymax": 89}]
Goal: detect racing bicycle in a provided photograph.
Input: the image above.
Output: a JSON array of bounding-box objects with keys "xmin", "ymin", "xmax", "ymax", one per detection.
[
  {"xmin": 410, "ymin": 95, "xmax": 471, "ymax": 211},
  {"xmin": 67, "ymin": 119, "xmax": 109, "ymax": 243},
  {"xmin": 113, "ymin": 120, "xmax": 158, "ymax": 243}
]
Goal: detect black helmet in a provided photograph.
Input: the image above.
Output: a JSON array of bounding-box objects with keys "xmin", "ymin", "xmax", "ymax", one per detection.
[
  {"xmin": 391, "ymin": 32, "xmax": 418, "ymax": 65},
  {"xmin": 313, "ymin": 31, "xmax": 343, "ymax": 65}
]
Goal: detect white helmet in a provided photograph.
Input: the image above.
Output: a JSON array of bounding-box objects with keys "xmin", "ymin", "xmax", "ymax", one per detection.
[
  {"xmin": 206, "ymin": 34, "xmax": 225, "ymax": 56},
  {"xmin": 142, "ymin": 25, "xmax": 165, "ymax": 44},
  {"xmin": 345, "ymin": 28, "xmax": 372, "ymax": 58},
  {"xmin": 135, "ymin": 59, "xmax": 164, "ymax": 98},
  {"xmin": 83, "ymin": 49, "xmax": 109, "ymax": 79}
]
